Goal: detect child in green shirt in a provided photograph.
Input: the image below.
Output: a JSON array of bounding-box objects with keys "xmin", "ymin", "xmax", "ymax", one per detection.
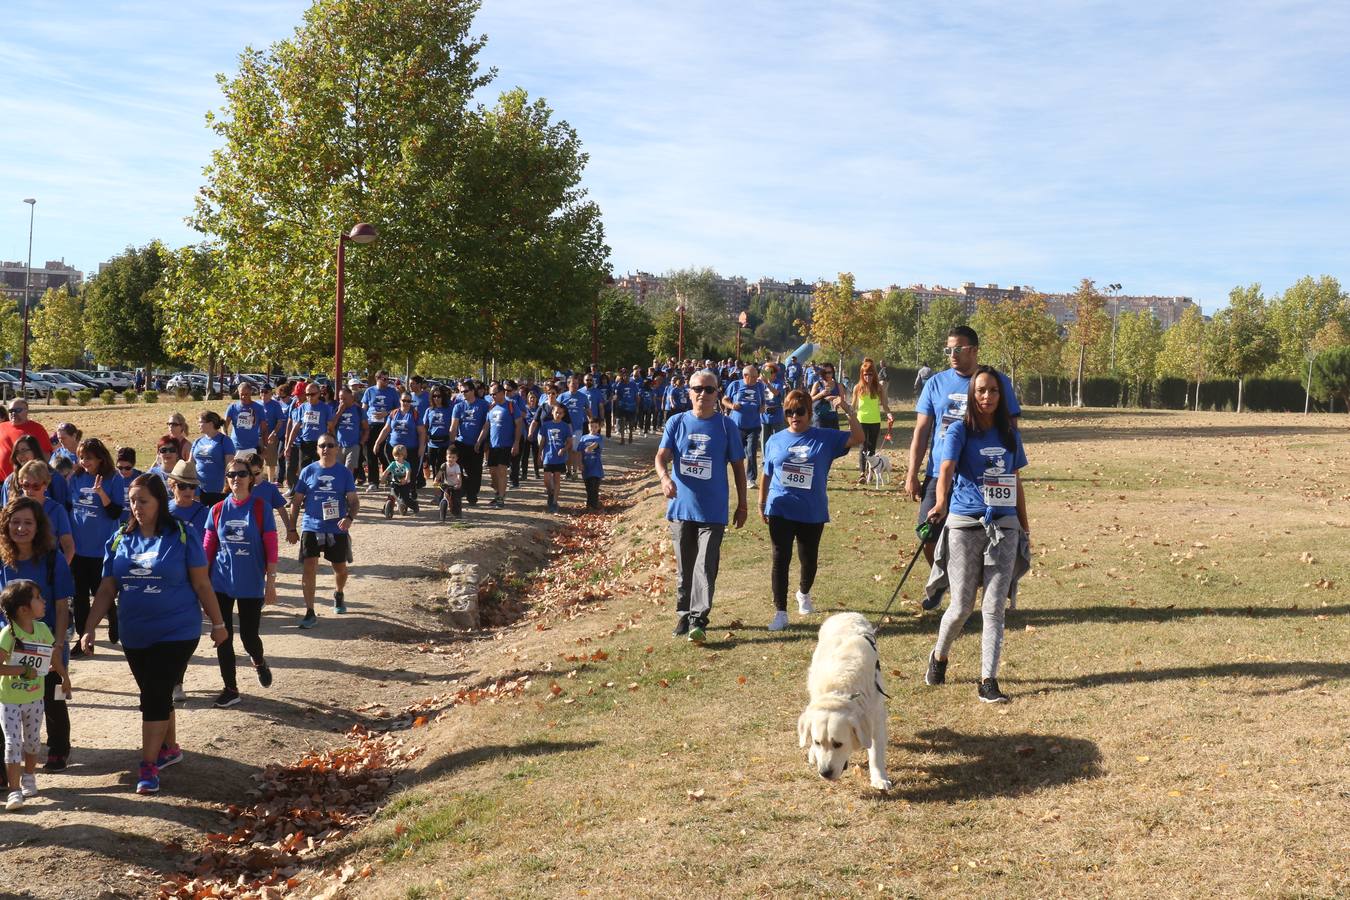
[{"xmin": 2, "ymin": 580, "xmax": 69, "ymax": 811}]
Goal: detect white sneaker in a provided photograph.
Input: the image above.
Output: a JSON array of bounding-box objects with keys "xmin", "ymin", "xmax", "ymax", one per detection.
[
  {"xmin": 768, "ymin": 610, "xmax": 789, "ymax": 631},
  {"xmin": 796, "ymin": 591, "xmax": 814, "ymax": 614},
  {"xmin": 173, "ymin": 683, "xmax": 186, "ymax": 703},
  {"xmin": 20, "ymin": 774, "xmax": 36, "ymax": 798},
  {"xmin": 5, "ymin": 790, "xmax": 22, "ymax": 811}
]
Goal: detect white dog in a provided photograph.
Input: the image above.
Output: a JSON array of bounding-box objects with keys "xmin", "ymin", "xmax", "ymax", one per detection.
[
  {"xmin": 797, "ymin": 612, "xmax": 892, "ymax": 791},
  {"xmin": 864, "ymin": 452, "xmax": 891, "ymax": 488}
]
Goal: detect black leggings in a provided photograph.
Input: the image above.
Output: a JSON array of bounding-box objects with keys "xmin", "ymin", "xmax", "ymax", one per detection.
[
  {"xmin": 584, "ymin": 476, "xmax": 601, "ymax": 509},
  {"xmin": 859, "ymin": 422, "xmax": 881, "ymax": 470},
  {"xmin": 216, "ymin": 593, "xmax": 264, "ymax": 691},
  {"xmin": 124, "ymin": 638, "xmax": 200, "ymax": 721},
  {"xmin": 72, "ymin": 554, "xmax": 116, "ymax": 644},
  {"xmin": 364, "ymin": 428, "xmax": 389, "ymax": 487},
  {"xmin": 455, "ymin": 441, "xmax": 484, "ymax": 502},
  {"xmin": 425, "ymin": 445, "xmax": 448, "ymax": 483},
  {"xmin": 767, "ymin": 515, "xmax": 825, "ymax": 611}
]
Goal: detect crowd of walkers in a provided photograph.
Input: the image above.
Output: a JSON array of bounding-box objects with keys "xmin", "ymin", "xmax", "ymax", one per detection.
[{"xmin": 0, "ymin": 337, "xmax": 1027, "ymax": 811}]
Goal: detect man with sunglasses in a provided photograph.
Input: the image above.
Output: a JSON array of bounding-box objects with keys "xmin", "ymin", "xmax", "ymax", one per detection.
[
  {"xmin": 655, "ymin": 370, "xmax": 747, "ymax": 644},
  {"xmin": 0, "ymin": 399, "xmax": 52, "ymax": 481},
  {"xmin": 360, "ymin": 371, "xmax": 400, "ymax": 491},
  {"xmin": 286, "ymin": 437, "xmax": 359, "ymax": 626},
  {"xmin": 906, "ymin": 325, "xmax": 1020, "ymax": 580},
  {"xmin": 284, "ymin": 385, "xmax": 336, "ymax": 472},
  {"xmin": 722, "ymin": 363, "xmax": 770, "ymax": 481},
  {"xmin": 225, "ymin": 382, "xmax": 266, "ymax": 453}
]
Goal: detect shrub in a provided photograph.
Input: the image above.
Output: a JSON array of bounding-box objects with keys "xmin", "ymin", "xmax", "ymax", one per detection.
[
  {"xmin": 75, "ymin": 389, "xmax": 92, "ymax": 406},
  {"xmin": 53, "ymin": 389, "xmax": 70, "ymax": 406},
  {"xmin": 100, "ymin": 389, "xmax": 116, "ymax": 405},
  {"xmin": 124, "ymin": 389, "xmax": 138, "ymax": 403},
  {"xmin": 143, "ymin": 389, "xmax": 159, "ymax": 404},
  {"xmin": 175, "ymin": 386, "xmax": 189, "ymax": 399},
  {"xmin": 191, "ymin": 389, "xmax": 204, "ymax": 402}
]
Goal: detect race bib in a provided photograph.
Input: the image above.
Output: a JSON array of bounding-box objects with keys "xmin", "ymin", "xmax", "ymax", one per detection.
[
  {"xmin": 303, "ymin": 410, "xmax": 320, "ymax": 427},
  {"xmin": 679, "ymin": 457, "xmax": 711, "ymax": 480},
  {"xmin": 13, "ymin": 640, "xmax": 52, "ymax": 679},
  {"xmin": 237, "ymin": 410, "xmax": 254, "ymax": 429},
  {"xmin": 373, "ymin": 410, "xmax": 388, "ymax": 422},
  {"xmin": 322, "ymin": 499, "xmax": 340, "ymax": 520},
  {"xmin": 779, "ymin": 461, "xmax": 814, "ymax": 490},
  {"xmin": 982, "ymin": 474, "xmax": 1016, "ymax": 506}
]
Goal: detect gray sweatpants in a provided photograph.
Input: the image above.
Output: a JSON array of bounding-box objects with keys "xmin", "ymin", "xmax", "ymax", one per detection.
[
  {"xmin": 670, "ymin": 520, "xmax": 725, "ymax": 627},
  {"xmin": 933, "ymin": 524, "xmax": 1019, "ymax": 680}
]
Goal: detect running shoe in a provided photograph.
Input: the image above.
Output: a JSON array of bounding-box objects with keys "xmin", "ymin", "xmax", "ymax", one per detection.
[
  {"xmin": 300, "ymin": 609, "xmax": 318, "ymax": 629},
  {"xmin": 5, "ymin": 790, "xmax": 23, "ymax": 811},
  {"xmin": 925, "ymin": 652, "xmax": 947, "ymax": 686},
  {"xmin": 255, "ymin": 661, "xmax": 273, "ymax": 688},
  {"xmin": 767, "ymin": 610, "xmax": 789, "ymax": 631},
  {"xmin": 172, "ymin": 683, "xmax": 186, "ymax": 704},
  {"xmin": 20, "ymin": 773, "xmax": 37, "ymax": 797},
  {"xmin": 796, "ymin": 591, "xmax": 814, "ymax": 614},
  {"xmin": 334, "ymin": 591, "xmax": 347, "ymax": 614},
  {"xmin": 156, "ymin": 744, "xmax": 183, "ymax": 769},
  {"xmin": 921, "ymin": 590, "xmax": 944, "ymax": 612},
  {"xmin": 44, "ymin": 753, "xmax": 67, "ymax": 772},
  {"xmin": 214, "ymin": 688, "xmax": 241, "ymax": 708},
  {"xmin": 672, "ymin": 615, "xmax": 690, "ymax": 637},
  {"xmin": 135, "ymin": 762, "xmax": 160, "ymax": 795},
  {"xmin": 687, "ymin": 624, "xmax": 706, "ymax": 644},
  {"xmin": 978, "ymin": 678, "xmax": 1010, "ymax": 704}
]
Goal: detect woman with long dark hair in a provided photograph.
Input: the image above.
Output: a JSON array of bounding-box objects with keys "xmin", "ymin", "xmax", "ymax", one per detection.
[
  {"xmin": 923, "ymin": 365, "xmax": 1029, "ymax": 705},
  {"xmin": 68, "ymin": 438, "xmax": 125, "ymax": 652}
]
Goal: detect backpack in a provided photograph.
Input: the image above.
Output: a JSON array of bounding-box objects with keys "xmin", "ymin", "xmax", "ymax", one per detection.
[{"xmin": 210, "ymin": 496, "xmax": 266, "ymax": 539}]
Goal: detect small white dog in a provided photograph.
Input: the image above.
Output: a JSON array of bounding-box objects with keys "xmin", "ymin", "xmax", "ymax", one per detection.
[
  {"xmin": 864, "ymin": 452, "xmax": 891, "ymax": 488},
  {"xmin": 797, "ymin": 612, "xmax": 892, "ymax": 791}
]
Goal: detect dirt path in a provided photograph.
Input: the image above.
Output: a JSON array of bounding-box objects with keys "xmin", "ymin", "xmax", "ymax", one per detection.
[{"xmin": 0, "ymin": 434, "xmax": 659, "ymax": 900}]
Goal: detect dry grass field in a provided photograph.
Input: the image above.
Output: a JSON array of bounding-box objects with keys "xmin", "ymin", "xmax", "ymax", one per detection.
[
  {"xmin": 25, "ymin": 397, "xmax": 226, "ymax": 464},
  {"xmin": 349, "ymin": 409, "xmax": 1348, "ymax": 900}
]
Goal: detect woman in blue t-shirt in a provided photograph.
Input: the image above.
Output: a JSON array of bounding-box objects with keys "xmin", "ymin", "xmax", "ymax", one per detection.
[
  {"xmin": 192, "ymin": 411, "xmax": 236, "ymax": 507},
  {"xmin": 80, "ymin": 475, "xmax": 227, "ymax": 796},
  {"xmin": 68, "ymin": 438, "xmax": 125, "ymax": 652},
  {"xmin": 924, "ymin": 365, "xmax": 1029, "ymax": 705},
  {"xmin": 759, "ymin": 389, "xmax": 863, "ymax": 632},
  {"xmin": 759, "ymin": 362, "xmax": 786, "ymax": 443},
  {"xmin": 809, "ymin": 363, "xmax": 844, "ymax": 429}
]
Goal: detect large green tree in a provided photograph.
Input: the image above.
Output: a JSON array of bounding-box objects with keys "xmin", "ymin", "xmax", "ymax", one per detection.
[
  {"xmin": 592, "ymin": 287, "xmax": 654, "ymax": 370},
  {"xmin": 83, "ymin": 242, "xmax": 169, "ymax": 369},
  {"xmin": 878, "ymin": 288, "xmax": 920, "ymax": 367},
  {"xmin": 1156, "ymin": 304, "xmax": 1208, "ymax": 410},
  {"xmin": 969, "ymin": 293, "xmax": 1059, "ymax": 392},
  {"xmin": 1266, "ymin": 275, "xmax": 1349, "ymax": 378},
  {"xmin": 647, "ymin": 268, "xmax": 736, "ymax": 355},
  {"xmin": 1207, "ymin": 284, "xmax": 1276, "ymax": 412},
  {"xmin": 1065, "ymin": 278, "xmax": 1107, "ymax": 407},
  {"xmin": 1310, "ymin": 346, "xmax": 1350, "ymax": 412},
  {"xmin": 29, "ymin": 286, "xmax": 86, "ymax": 369},
  {"xmin": 801, "ymin": 273, "xmax": 880, "ymax": 364},
  {"xmin": 1113, "ymin": 310, "xmax": 1163, "ymax": 405}
]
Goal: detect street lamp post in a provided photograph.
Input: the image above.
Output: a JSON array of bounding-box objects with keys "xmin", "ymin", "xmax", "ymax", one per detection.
[
  {"xmin": 334, "ymin": 222, "xmax": 378, "ymax": 389},
  {"xmin": 1107, "ymin": 282, "xmax": 1122, "ymax": 371},
  {"xmin": 675, "ymin": 290, "xmax": 686, "ymax": 361},
  {"xmin": 1304, "ymin": 347, "xmax": 1314, "ymax": 415},
  {"xmin": 21, "ymin": 198, "xmax": 35, "ymax": 391}
]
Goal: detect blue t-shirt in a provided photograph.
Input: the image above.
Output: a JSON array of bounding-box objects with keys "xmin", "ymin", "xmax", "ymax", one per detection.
[
  {"xmin": 659, "ymin": 412, "xmax": 745, "ymax": 526},
  {"xmin": 761, "ymin": 377, "xmax": 786, "ymax": 425},
  {"xmin": 451, "ymin": 398, "xmax": 490, "ymax": 445},
  {"xmin": 539, "ymin": 420, "xmax": 572, "ymax": 466},
  {"xmin": 410, "ymin": 390, "xmax": 431, "ymax": 421},
  {"xmin": 296, "ymin": 402, "xmax": 333, "ymax": 443},
  {"xmin": 615, "ymin": 381, "xmax": 639, "ymax": 411},
  {"xmin": 386, "ymin": 409, "xmax": 420, "ymax": 448},
  {"xmin": 261, "ymin": 398, "xmax": 284, "ymax": 439},
  {"xmin": 423, "ymin": 406, "xmax": 453, "ymax": 449},
  {"xmin": 579, "ymin": 387, "xmax": 604, "ymax": 419},
  {"xmin": 558, "ymin": 391, "xmax": 588, "ymax": 430},
  {"xmin": 50, "ymin": 446, "xmax": 78, "ymax": 467},
  {"xmin": 725, "ymin": 380, "xmax": 766, "ymax": 431},
  {"xmin": 0, "ymin": 552, "xmax": 75, "ymax": 665},
  {"xmin": 251, "ymin": 478, "xmax": 288, "ymax": 516},
  {"xmin": 335, "ymin": 404, "xmax": 363, "ymax": 447},
  {"xmin": 362, "ymin": 385, "xmax": 402, "ymax": 425},
  {"xmin": 639, "ymin": 387, "xmax": 654, "ymax": 410},
  {"xmin": 43, "ymin": 496, "xmax": 72, "ymax": 544},
  {"xmin": 916, "ymin": 368, "xmax": 1021, "ymax": 477},
  {"xmin": 169, "ymin": 499, "xmax": 209, "ymax": 535},
  {"xmin": 293, "ymin": 462, "xmax": 357, "ymax": 534},
  {"xmin": 208, "ymin": 495, "xmax": 276, "ymax": 598},
  {"xmin": 762, "ymin": 427, "xmax": 851, "ymax": 524},
  {"xmin": 786, "ymin": 362, "xmax": 801, "ymax": 384},
  {"xmin": 102, "ymin": 524, "xmax": 206, "ymax": 649},
  {"xmin": 939, "ymin": 419, "xmax": 1028, "ymax": 519},
  {"xmin": 227, "ymin": 400, "xmax": 266, "ymax": 450},
  {"xmin": 577, "ymin": 433, "xmax": 605, "ymax": 479},
  {"xmin": 192, "ymin": 433, "xmax": 236, "ymax": 493},
  {"xmin": 485, "ymin": 401, "xmax": 518, "ymax": 449},
  {"xmin": 665, "ymin": 386, "xmax": 689, "ymax": 412},
  {"xmin": 521, "ymin": 403, "xmax": 544, "ymax": 441},
  {"xmin": 69, "ymin": 470, "xmax": 127, "ymax": 558}
]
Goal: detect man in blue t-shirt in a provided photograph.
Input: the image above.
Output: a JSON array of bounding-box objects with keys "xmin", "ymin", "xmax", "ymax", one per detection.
[
  {"xmin": 614, "ymin": 372, "xmax": 639, "ymax": 443},
  {"xmin": 905, "ymin": 324, "xmax": 1021, "ymax": 597},
  {"xmin": 475, "ymin": 382, "xmax": 524, "ymax": 509},
  {"xmin": 450, "ymin": 381, "xmax": 491, "ymax": 505},
  {"xmin": 655, "ymin": 369, "xmax": 747, "ymax": 644},
  {"xmin": 360, "ymin": 371, "xmax": 401, "ymax": 490},
  {"xmin": 259, "ymin": 383, "xmax": 284, "ymax": 483},
  {"xmin": 225, "ymin": 382, "xmax": 266, "ymax": 452},
  {"xmin": 721, "ymin": 364, "xmax": 768, "ymax": 480},
  {"xmin": 285, "ymin": 437, "xmax": 359, "ymax": 627},
  {"xmin": 333, "ymin": 386, "xmax": 367, "ymax": 479}
]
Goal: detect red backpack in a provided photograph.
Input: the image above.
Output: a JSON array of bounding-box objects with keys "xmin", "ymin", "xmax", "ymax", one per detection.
[{"xmin": 210, "ymin": 496, "xmax": 267, "ymax": 540}]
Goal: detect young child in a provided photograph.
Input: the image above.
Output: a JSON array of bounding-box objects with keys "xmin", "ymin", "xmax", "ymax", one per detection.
[
  {"xmin": 436, "ymin": 447, "xmax": 463, "ymax": 520},
  {"xmin": 383, "ymin": 444, "xmax": 419, "ymax": 515},
  {"xmin": 576, "ymin": 416, "xmax": 606, "ymax": 511},
  {"xmin": 1, "ymin": 580, "xmax": 69, "ymax": 811},
  {"xmin": 532, "ymin": 403, "xmax": 573, "ymax": 515}
]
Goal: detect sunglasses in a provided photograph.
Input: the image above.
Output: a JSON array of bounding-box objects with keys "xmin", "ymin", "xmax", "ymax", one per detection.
[
  {"xmin": 942, "ymin": 345, "xmax": 974, "ymax": 357},
  {"xmin": 172, "ymin": 482, "xmax": 195, "ymax": 490},
  {"xmin": 785, "ymin": 407, "xmax": 810, "ymax": 417},
  {"xmin": 226, "ymin": 470, "xmax": 250, "ymax": 479},
  {"xmin": 400, "ymin": 398, "xmax": 412, "ymax": 403},
  {"xmin": 18, "ymin": 482, "xmax": 42, "ymax": 491},
  {"xmin": 158, "ymin": 447, "xmax": 178, "ymax": 454},
  {"xmin": 117, "ymin": 464, "xmax": 135, "ymax": 472},
  {"xmin": 688, "ymin": 385, "xmax": 717, "ymax": 395},
  {"xmin": 318, "ymin": 443, "xmax": 338, "ymax": 450}
]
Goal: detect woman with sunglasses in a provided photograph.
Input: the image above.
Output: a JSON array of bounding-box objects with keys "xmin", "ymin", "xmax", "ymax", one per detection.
[
  {"xmin": 374, "ymin": 392, "xmax": 422, "ymax": 498},
  {"xmin": 163, "ymin": 413, "xmax": 192, "ymax": 462},
  {"xmin": 1, "ymin": 436, "xmax": 44, "ymax": 507},
  {"xmin": 759, "ymin": 388, "xmax": 863, "ymax": 631},
  {"xmin": 285, "ymin": 385, "xmax": 335, "ymax": 474},
  {"xmin": 14, "ymin": 460, "xmax": 76, "ymax": 564},
  {"xmin": 809, "ymin": 363, "xmax": 844, "ymax": 430},
  {"xmin": 147, "ymin": 438, "xmax": 182, "ymax": 490},
  {"xmin": 68, "ymin": 438, "xmax": 126, "ymax": 651},
  {"xmin": 192, "ymin": 412, "xmax": 236, "ymax": 507},
  {"xmin": 420, "ymin": 388, "xmax": 452, "ymax": 487},
  {"xmin": 852, "ymin": 357, "xmax": 894, "ymax": 483},
  {"xmin": 166, "ymin": 460, "xmax": 208, "ymax": 534},
  {"xmin": 114, "ymin": 447, "xmax": 142, "ymax": 524},
  {"xmin": 203, "ymin": 459, "xmax": 277, "ymax": 708}
]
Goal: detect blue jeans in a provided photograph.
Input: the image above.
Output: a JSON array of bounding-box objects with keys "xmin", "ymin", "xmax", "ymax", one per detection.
[{"xmin": 740, "ymin": 428, "xmax": 761, "ymax": 479}]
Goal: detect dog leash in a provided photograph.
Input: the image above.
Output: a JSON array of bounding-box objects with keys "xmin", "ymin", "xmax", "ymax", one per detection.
[{"xmin": 873, "ymin": 520, "xmax": 935, "ymax": 629}]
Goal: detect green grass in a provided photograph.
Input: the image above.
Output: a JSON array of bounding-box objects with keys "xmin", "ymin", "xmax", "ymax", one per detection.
[{"xmin": 367, "ymin": 409, "xmax": 1350, "ymax": 899}]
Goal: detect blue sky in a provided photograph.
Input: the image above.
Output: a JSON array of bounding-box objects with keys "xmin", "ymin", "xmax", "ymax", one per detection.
[{"xmin": 5, "ymin": 1, "xmax": 1350, "ymax": 312}]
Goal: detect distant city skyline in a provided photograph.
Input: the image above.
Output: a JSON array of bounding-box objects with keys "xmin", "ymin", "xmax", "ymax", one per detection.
[{"xmin": 5, "ymin": 1, "xmax": 1350, "ymax": 313}]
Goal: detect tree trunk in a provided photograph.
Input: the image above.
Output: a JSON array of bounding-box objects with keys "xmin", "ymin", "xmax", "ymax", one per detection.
[
  {"xmin": 1195, "ymin": 377, "xmax": 1202, "ymax": 412},
  {"xmin": 1038, "ymin": 375, "xmax": 1044, "ymax": 406},
  {"xmin": 1237, "ymin": 377, "xmax": 1244, "ymax": 413},
  {"xmin": 1075, "ymin": 345, "xmax": 1086, "ymax": 407},
  {"xmin": 206, "ymin": 349, "xmax": 216, "ymax": 399}
]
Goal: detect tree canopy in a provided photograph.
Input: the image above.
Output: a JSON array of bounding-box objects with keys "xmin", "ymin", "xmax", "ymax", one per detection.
[{"xmin": 82, "ymin": 242, "xmax": 169, "ymax": 369}]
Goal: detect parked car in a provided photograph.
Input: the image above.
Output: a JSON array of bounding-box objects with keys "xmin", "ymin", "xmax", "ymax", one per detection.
[
  {"xmin": 166, "ymin": 373, "xmax": 227, "ymax": 394},
  {"xmin": 85, "ymin": 370, "xmax": 135, "ymax": 390},
  {"xmin": 44, "ymin": 369, "xmax": 100, "ymax": 389},
  {"xmin": 0, "ymin": 370, "xmax": 81, "ymax": 398}
]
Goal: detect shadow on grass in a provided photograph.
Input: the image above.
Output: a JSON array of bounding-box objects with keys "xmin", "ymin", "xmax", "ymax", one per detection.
[
  {"xmin": 871, "ymin": 603, "xmax": 1349, "ymax": 638},
  {"xmin": 1028, "ymin": 423, "xmax": 1347, "ymax": 445},
  {"xmin": 401, "ymin": 739, "xmax": 600, "ymax": 788},
  {"xmin": 1026, "ymin": 660, "xmax": 1350, "ymax": 695},
  {"xmin": 887, "ymin": 728, "xmax": 1102, "ymax": 803}
]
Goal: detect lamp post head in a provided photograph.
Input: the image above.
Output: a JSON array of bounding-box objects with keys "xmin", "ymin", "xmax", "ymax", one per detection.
[
  {"xmin": 346, "ymin": 222, "xmax": 377, "ymax": 244},
  {"xmin": 23, "ymin": 198, "xmax": 35, "ymax": 205}
]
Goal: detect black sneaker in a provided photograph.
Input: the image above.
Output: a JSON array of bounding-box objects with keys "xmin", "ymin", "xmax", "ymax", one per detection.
[
  {"xmin": 922, "ymin": 590, "xmax": 944, "ymax": 611},
  {"xmin": 255, "ymin": 661, "xmax": 273, "ymax": 688},
  {"xmin": 334, "ymin": 591, "xmax": 347, "ymax": 614},
  {"xmin": 925, "ymin": 652, "xmax": 947, "ymax": 686},
  {"xmin": 671, "ymin": 615, "xmax": 690, "ymax": 637},
  {"xmin": 300, "ymin": 609, "xmax": 318, "ymax": 629},
  {"xmin": 978, "ymin": 678, "xmax": 1010, "ymax": 704},
  {"xmin": 44, "ymin": 753, "xmax": 67, "ymax": 772},
  {"xmin": 214, "ymin": 688, "xmax": 241, "ymax": 708}
]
